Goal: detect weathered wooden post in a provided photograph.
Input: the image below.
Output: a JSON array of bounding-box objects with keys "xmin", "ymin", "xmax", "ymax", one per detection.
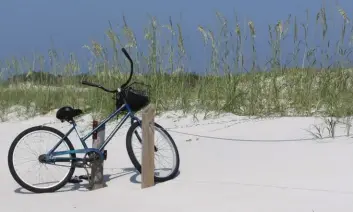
[
  {"xmin": 141, "ymin": 104, "xmax": 155, "ymax": 189},
  {"xmin": 88, "ymin": 120, "xmax": 106, "ymax": 190}
]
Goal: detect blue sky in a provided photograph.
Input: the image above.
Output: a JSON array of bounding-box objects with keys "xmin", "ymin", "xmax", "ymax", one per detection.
[{"xmin": 0, "ymin": 0, "xmax": 352, "ymax": 73}]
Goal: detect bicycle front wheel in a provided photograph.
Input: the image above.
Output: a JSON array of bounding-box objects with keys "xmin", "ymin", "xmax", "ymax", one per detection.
[
  {"xmin": 7, "ymin": 125, "xmax": 76, "ymax": 193},
  {"xmin": 126, "ymin": 121, "xmax": 180, "ymax": 182}
]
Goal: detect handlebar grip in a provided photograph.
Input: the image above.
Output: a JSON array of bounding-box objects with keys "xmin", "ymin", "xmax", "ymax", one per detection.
[
  {"xmin": 121, "ymin": 48, "xmax": 132, "ymax": 63},
  {"xmin": 120, "ymin": 48, "xmax": 134, "ymax": 89},
  {"xmin": 81, "ymin": 80, "xmax": 99, "ymax": 87}
]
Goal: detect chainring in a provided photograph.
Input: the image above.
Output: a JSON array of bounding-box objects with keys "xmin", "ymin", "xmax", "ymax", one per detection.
[{"xmin": 83, "ymin": 151, "xmax": 103, "ymax": 167}]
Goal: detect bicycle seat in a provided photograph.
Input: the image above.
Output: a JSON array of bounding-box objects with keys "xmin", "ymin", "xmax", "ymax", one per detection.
[{"xmin": 56, "ymin": 106, "xmax": 83, "ymax": 122}]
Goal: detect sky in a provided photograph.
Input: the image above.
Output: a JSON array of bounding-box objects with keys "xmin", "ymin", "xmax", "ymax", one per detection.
[{"xmin": 0, "ymin": 0, "xmax": 352, "ymax": 74}]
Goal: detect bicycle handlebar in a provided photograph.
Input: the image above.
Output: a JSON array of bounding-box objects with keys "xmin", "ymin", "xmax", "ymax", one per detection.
[
  {"xmin": 81, "ymin": 47, "xmax": 134, "ymax": 92},
  {"xmin": 81, "ymin": 80, "xmax": 116, "ymax": 93},
  {"xmin": 121, "ymin": 47, "xmax": 133, "ymax": 89}
]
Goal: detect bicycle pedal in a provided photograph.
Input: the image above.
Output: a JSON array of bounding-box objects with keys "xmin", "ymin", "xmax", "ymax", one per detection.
[
  {"xmin": 68, "ymin": 176, "xmax": 83, "ymax": 184},
  {"xmin": 79, "ymin": 175, "xmax": 91, "ymax": 181}
]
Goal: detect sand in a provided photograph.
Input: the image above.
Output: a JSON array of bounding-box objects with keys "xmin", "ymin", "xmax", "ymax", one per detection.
[{"xmin": 1, "ymin": 110, "xmax": 353, "ymax": 212}]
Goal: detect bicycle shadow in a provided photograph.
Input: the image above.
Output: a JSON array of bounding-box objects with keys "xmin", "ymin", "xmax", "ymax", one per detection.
[
  {"xmin": 13, "ymin": 167, "xmax": 181, "ymax": 194},
  {"xmin": 13, "ymin": 167, "xmax": 138, "ymax": 194}
]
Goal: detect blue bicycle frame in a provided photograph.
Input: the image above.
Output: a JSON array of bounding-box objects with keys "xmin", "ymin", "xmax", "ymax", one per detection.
[{"xmin": 44, "ymin": 102, "xmax": 141, "ymax": 163}]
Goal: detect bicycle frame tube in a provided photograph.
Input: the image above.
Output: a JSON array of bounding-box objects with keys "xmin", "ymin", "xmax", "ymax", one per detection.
[{"xmin": 48, "ymin": 103, "xmax": 139, "ymax": 159}]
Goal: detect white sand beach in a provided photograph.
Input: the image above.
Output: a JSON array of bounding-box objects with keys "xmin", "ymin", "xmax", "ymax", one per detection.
[{"xmin": 1, "ymin": 110, "xmax": 353, "ymax": 212}]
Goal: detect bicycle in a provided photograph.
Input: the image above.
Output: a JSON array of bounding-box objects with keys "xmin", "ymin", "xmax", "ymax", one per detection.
[{"xmin": 7, "ymin": 48, "xmax": 180, "ymax": 193}]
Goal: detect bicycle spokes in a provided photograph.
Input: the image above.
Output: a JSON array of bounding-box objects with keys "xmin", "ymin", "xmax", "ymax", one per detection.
[
  {"xmin": 11, "ymin": 130, "xmax": 73, "ymax": 190},
  {"xmin": 131, "ymin": 125, "xmax": 177, "ymax": 178}
]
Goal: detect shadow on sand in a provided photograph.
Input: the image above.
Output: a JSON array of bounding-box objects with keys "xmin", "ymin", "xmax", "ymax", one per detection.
[
  {"xmin": 13, "ymin": 168, "xmax": 181, "ymax": 194},
  {"xmin": 13, "ymin": 167, "xmax": 137, "ymax": 194}
]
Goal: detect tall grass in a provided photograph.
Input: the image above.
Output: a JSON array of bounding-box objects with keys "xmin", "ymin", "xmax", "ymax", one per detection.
[{"xmin": 0, "ymin": 5, "xmax": 353, "ymax": 121}]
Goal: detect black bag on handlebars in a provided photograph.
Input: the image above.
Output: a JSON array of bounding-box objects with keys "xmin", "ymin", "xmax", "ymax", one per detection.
[{"xmin": 116, "ymin": 82, "xmax": 150, "ymax": 112}]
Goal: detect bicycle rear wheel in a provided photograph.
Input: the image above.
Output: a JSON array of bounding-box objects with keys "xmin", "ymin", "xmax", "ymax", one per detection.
[
  {"xmin": 126, "ymin": 121, "xmax": 180, "ymax": 182},
  {"xmin": 7, "ymin": 125, "xmax": 76, "ymax": 193}
]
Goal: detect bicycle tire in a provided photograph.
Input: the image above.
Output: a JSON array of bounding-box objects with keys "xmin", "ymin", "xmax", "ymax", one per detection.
[
  {"xmin": 126, "ymin": 121, "xmax": 180, "ymax": 182},
  {"xmin": 8, "ymin": 125, "xmax": 76, "ymax": 193}
]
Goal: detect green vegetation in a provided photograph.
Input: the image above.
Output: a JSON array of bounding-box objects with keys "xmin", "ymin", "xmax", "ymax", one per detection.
[{"xmin": 0, "ymin": 6, "xmax": 353, "ymax": 121}]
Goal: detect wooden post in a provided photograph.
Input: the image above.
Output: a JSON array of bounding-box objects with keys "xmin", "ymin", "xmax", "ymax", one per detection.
[
  {"xmin": 88, "ymin": 120, "xmax": 106, "ymax": 190},
  {"xmin": 141, "ymin": 104, "xmax": 155, "ymax": 189}
]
